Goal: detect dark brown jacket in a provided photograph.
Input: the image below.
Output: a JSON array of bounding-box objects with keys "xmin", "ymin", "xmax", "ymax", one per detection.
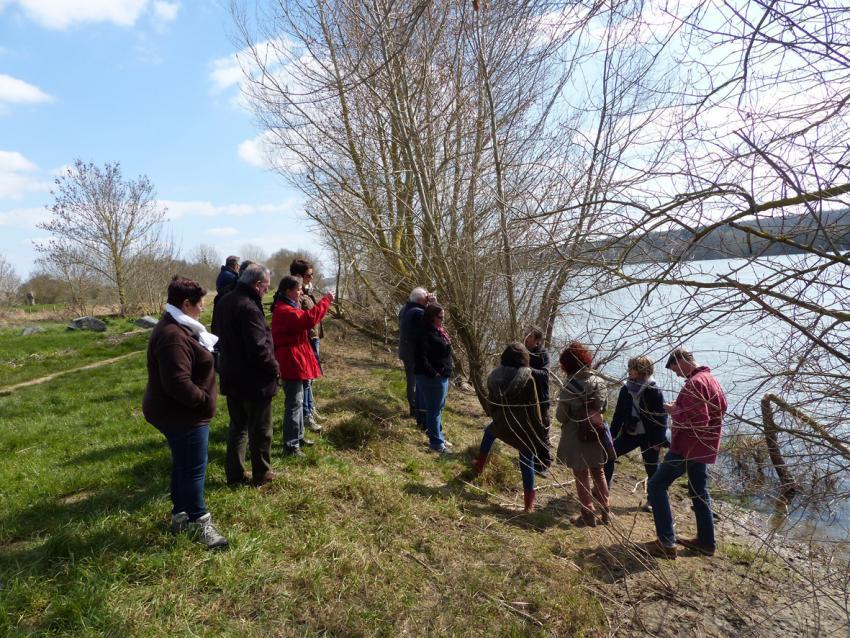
[
  {"xmin": 487, "ymin": 365, "xmax": 547, "ymax": 457},
  {"xmin": 215, "ymin": 282, "xmax": 280, "ymax": 399},
  {"xmin": 143, "ymin": 313, "xmax": 217, "ymax": 431}
]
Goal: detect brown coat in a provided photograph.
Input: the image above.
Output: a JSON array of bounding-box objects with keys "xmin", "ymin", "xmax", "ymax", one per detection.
[
  {"xmin": 142, "ymin": 313, "xmax": 217, "ymax": 431},
  {"xmin": 487, "ymin": 365, "xmax": 547, "ymax": 457},
  {"xmin": 555, "ymin": 369, "xmax": 609, "ymax": 469}
]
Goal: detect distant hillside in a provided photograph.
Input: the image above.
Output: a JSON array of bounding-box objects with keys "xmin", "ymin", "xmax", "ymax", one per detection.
[{"xmin": 608, "ymin": 208, "xmax": 850, "ymax": 262}]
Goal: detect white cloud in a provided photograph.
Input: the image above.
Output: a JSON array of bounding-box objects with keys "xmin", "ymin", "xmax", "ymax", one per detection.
[
  {"xmin": 237, "ymin": 134, "xmax": 272, "ymax": 169},
  {"xmin": 152, "ymin": 0, "xmax": 178, "ymax": 24},
  {"xmin": 0, "ymin": 151, "xmax": 50, "ymax": 200},
  {"xmin": 0, "ymin": 207, "xmax": 50, "ymax": 229},
  {"xmin": 207, "ymin": 227, "xmax": 240, "ymax": 237},
  {"xmin": 160, "ymin": 199, "xmax": 300, "ymax": 221},
  {"xmin": 2, "ymin": 0, "xmax": 149, "ymax": 29},
  {"xmin": 0, "ymin": 74, "xmax": 53, "ymax": 108}
]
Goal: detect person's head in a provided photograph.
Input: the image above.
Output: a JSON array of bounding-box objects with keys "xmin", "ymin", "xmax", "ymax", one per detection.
[
  {"xmin": 409, "ymin": 286, "xmax": 429, "ymax": 305},
  {"xmin": 524, "ymin": 326, "xmax": 544, "ymax": 350},
  {"xmin": 289, "ymin": 259, "xmax": 314, "ymax": 287},
  {"xmin": 423, "ymin": 303, "xmax": 445, "ymax": 327},
  {"xmin": 501, "ymin": 342, "xmax": 530, "ymax": 368},
  {"xmin": 627, "ymin": 355, "xmax": 654, "ymax": 382},
  {"xmin": 225, "ymin": 255, "xmax": 240, "ymax": 272},
  {"xmin": 274, "ymin": 275, "xmax": 303, "ymax": 303},
  {"xmin": 559, "ymin": 341, "xmax": 593, "ymax": 375},
  {"xmin": 238, "ymin": 263, "xmax": 271, "ymax": 297},
  {"xmin": 167, "ymin": 276, "xmax": 207, "ymax": 319},
  {"xmin": 665, "ymin": 347, "xmax": 696, "ymax": 378}
]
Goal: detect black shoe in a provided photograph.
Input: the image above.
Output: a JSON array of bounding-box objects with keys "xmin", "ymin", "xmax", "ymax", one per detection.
[
  {"xmin": 284, "ymin": 446, "xmax": 305, "ymax": 457},
  {"xmin": 299, "ymin": 438, "xmax": 315, "ymax": 447}
]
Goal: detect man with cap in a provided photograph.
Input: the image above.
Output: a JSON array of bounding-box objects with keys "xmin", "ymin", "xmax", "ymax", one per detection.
[{"xmin": 642, "ymin": 347, "xmax": 727, "ymax": 559}]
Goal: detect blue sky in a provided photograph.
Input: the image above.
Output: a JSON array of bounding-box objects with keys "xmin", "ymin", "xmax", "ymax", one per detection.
[{"xmin": 0, "ymin": 0, "xmax": 320, "ymax": 278}]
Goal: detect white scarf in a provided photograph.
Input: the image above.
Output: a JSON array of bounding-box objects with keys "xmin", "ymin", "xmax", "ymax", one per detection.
[{"xmin": 164, "ymin": 303, "xmax": 218, "ymax": 352}]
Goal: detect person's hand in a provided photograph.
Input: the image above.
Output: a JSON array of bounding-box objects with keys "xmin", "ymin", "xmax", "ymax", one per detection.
[
  {"xmin": 323, "ymin": 290, "xmax": 335, "ymax": 303},
  {"xmin": 663, "ymin": 402, "xmax": 675, "ymax": 414}
]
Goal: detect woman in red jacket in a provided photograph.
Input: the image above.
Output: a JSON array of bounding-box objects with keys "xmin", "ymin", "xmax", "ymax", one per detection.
[{"xmin": 271, "ymin": 275, "xmax": 334, "ymax": 456}]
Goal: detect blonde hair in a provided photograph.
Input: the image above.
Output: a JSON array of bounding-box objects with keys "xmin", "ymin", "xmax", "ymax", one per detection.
[{"xmin": 628, "ymin": 355, "xmax": 654, "ymax": 378}]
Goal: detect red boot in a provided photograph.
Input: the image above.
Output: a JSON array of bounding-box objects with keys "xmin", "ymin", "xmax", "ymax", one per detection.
[
  {"xmin": 471, "ymin": 453, "xmax": 489, "ymax": 475},
  {"xmin": 523, "ymin": 488, "xmax": 536, "ymax": 513}
]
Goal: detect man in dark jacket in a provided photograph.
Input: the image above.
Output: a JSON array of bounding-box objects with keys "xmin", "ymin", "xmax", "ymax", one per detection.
[
  {"xmin": 215, "ymin": 255, "xmax": 240, "ymax": 294},
  {"xmin": 525, "ymin": 327, "xmax": 553, "ymax": 471},
  {"xmin": 398, "ymin": 287, "xmax": 433, "ymax": 427},
  {"xmin": 214, "ymin": 263, "xmax": 279, "ymax": 486}
]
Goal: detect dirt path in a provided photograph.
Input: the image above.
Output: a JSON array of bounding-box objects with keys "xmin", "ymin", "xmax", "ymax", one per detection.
[{"xmin": 0, "ymin": 350, "xmax": 144, "ymax": 396}]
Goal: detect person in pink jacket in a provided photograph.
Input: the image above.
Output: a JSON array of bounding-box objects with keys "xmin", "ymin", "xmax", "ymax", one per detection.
[
  {"xmin": 642, "ymin": 347, "xmax": 728, "ymax": 559},
  {"xmin": 271, "ymin": 275, "xmax": 334, "ymax": 456}
]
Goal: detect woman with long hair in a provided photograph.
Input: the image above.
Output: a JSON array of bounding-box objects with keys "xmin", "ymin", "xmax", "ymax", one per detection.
[{"xmin": 413, "ymin": 303, "xmax": 453, "ymax": 453}]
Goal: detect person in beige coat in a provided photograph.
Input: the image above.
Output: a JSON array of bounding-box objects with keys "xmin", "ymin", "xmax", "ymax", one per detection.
[{"xmin": 555, "ymin": 341, "xmax": 612, "ymax": 526}]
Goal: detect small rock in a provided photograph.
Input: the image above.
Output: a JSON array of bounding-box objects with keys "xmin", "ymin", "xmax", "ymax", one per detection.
[
  {"xmin": 134, "ymin": 316, "xmax": 158, "ymax": 329},
  {"xmin": 69, "ymin": 316, "xmax": 107, "ymax": 332},
  {"xmin": 20, "ymin": 326, "xmax": 45, "ymax": 336}
]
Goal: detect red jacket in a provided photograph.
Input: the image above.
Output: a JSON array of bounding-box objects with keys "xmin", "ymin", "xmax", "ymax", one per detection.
[
  {"xmin": 669, "ymin": 366, "xmax": 728, "ymax": 464},
  {"xmin": 272, "ymin": 296, "xmax": 331, "ymax": 381}
]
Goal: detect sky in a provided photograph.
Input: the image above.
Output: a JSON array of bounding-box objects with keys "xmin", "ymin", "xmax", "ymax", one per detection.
[{"xmin": 0, "ymin": 0, "xmax": 321, "ymax": 279}]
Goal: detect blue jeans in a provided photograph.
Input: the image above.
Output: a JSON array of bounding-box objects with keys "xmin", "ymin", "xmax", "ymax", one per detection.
[
  {"xmin": 302, "ymin": 339, "xmax": 321, "ymax": 419},
  {"xmin": 163, "ymin": 425, "xmax": 209, "ymax": 521},
  {"xmin": 647, "ymin": 451, "xmax": 715, "ymax": 547},
  {"xmin": 283, "ymin": 380, "xmax": 304, "ymax": 448},
  {"xmin": 415, "ymin": 374, "xmax": 448, "ymax": 449},
  {"xmin": 479, "ymin": 425, "xmax": 535, "ymax": 491}
]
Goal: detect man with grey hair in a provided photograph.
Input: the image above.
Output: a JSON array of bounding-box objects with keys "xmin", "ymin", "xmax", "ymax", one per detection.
[
  {"xmin": 398, "ymin": 287, "xmax": 435, "ymax": 426},
  {"xmin": 215, "ymin": 263, "xmax": 280, "ymax": 487}
]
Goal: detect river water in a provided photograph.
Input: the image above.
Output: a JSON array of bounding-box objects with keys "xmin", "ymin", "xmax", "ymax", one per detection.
[{"xmin": 554, "ymin": 254, "xmax": 850, "ymax": 547}]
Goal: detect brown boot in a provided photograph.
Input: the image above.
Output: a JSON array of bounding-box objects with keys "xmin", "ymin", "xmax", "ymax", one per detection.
[
  {"xmin": 572, "ymin": 509, "xmax": 597, "ymax": 527},
  {"xmin": 676, "ymin": 537, "xmax": 716, "ymax": 556},
  {"xmin": 639, "ymin": 540, "xmax": 677, "ymax": 560},
  {"xmin": 523, "ymin": 488, "xmax": 536, "ymax": 513}
]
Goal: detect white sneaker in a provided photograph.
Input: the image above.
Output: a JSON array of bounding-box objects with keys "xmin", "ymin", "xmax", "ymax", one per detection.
[
  {"xmin": 187, "ymin": 513, "xmax": 228, "ymax": 550},
  {"xmin": 443, "ymin": 440, "xmax": 454, "ymax": 448}
]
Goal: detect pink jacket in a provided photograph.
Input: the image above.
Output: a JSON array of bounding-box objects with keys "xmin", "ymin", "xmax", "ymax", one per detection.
[{"xmin": 669, "ymin": 366, "xmax": 727, "ymax": 464}]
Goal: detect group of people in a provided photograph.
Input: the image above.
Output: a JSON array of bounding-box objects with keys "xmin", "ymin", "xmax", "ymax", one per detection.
[
  {"xmin": 142, "ymin": 256, "xmax": 332, "ymax": 549},
  {"xmin": 399, "ymin": 287, "xmax": 728, "ymax": 559},
  {"xmin": 143, "ymin": 269, "xmax": 727, "ymax": 558}
]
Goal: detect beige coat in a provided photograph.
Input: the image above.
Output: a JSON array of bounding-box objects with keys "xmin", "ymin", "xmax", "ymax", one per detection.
[{"xmin": 555, "ymin": 369, "xmax": 609, "ymax": 470}]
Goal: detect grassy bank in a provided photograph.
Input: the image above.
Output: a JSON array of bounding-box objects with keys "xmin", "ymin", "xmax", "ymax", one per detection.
[{"xmin": 1, "ymin": 317, "xmax": 846, "ymax": 636}]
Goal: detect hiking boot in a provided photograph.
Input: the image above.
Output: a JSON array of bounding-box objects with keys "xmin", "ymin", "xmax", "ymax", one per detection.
[
  {"xmin": 572, "ymin": 510, "xmax": 597, "ymax": 528},
  {"xmin": 523, "ymin": 488, "xmax": 536, "ymax": 513},
  {"xmin": 312, "ymin": 408, "xmax": 325, "ymax": 422},
  {"xmin": 299, "ymin": 437, "xmax": 315, "ymax": 447},
  {"xmin": 187, "ymin": 513, "xmax": 228, "ymax": 550},
  {"xmin": 252, "ymin": 471, "xmax": 276, "ymax": 487},
  {"xmin": 284, "ymin": 445, "xmax": 305, "ymax": 457},
  {"xmin": 443, "ymin": 440, "xmax": 454, "ymax": 448},
  {"xmin": 600, "ymin": 509, "xmax": 612, "ymax": 525},
  {"xmin": 428, "ymin": 445, "xmax": 449, "ymax": 454},
  {"xmin": 676, "ymin": 537, "xmax": 716, "ymax": 556},
  {"xmin": 639, "ymin": 540, "xmax": 677, "ymax": 560},
  {"xmin": 305, "ymin": 414, "xmax": 323, "ymax": 433},
  {"xmin": 170, "ymin": 511, "xmax": 188, "ymax": 534}
]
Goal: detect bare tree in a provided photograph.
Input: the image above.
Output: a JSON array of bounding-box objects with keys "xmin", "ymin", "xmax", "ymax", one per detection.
[
  {"xmin": 0, "ymin": 254, "xmax": 21, "ymax": 305},
  {"xmin": 37, "ymin": 160, "xmax": 169, "ymax": 316}
]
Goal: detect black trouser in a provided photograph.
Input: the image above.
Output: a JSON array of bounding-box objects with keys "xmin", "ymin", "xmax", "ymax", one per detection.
[
  {"xmin": 225, "ymin": 395, "xmax": 273, "ymax": 482},
  {"xmin": 603, "ymin": 431, "xmax": 660, "ymax": 487},
  {"xmin": 402, "ymin": 357, "xmax": 422, "ymax": 425}
]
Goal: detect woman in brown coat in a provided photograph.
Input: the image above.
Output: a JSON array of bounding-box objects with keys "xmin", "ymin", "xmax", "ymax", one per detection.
[
  {"xmin": 555, "ymin": 341, "xmax": 612, "ymax": 526},
  {"xmin": 143, "ymin": 277, "xmax": 227, "ymax": 549},
  {"xmin": 471, "ymin": 342, "xmax": 547, "ymax": 512}
]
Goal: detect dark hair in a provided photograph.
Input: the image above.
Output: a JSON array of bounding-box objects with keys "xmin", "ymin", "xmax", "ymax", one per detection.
[
  {"xmin": 665, "ymin": 347, "xmax": 694, "ymax": 369},
  {"xmin": 271, "ymin": 275, "xmax": 302, "ymax": 311},
  {"xmin": 423, "ymin": 303, "xmax": 444, "ymax": 326},
  {"xmin": 238, "ymin": 259, "xmax": 255, "ymax": 274},
  {"xmin": 559, "ymin": 341, "xmax": 593, "ymax": 374},
  {"xmin": 167, "ymin": 276, "xmax": 206, "ymax": 307},
  {"xmin": 289, "ymin": 258, "xmax": 313, "ymax": 277},
  {"xmin": 225, "ymin": 255, "xmax": 240, "ymax": 269},
  {"xmin": 525, "ymin": 326, "xmax": 544, "ymax": 341},
  {"xmin": 501, "ymin": 342, "xmax": 530, "ymax": 368}
]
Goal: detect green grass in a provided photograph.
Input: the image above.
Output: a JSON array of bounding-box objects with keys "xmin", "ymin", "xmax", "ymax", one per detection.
[
  {"xmin": 0, "ymin": 321, "xmax": 603, "ymax": 636},
  {"xmin": 0, "ymin": 319, "xmax": 150, "ymax": 388}
]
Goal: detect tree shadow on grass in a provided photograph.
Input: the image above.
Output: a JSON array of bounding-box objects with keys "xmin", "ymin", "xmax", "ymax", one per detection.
[{"xmin": 572, "ymin": 539, "xmax": 661, "ymax": 584}]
